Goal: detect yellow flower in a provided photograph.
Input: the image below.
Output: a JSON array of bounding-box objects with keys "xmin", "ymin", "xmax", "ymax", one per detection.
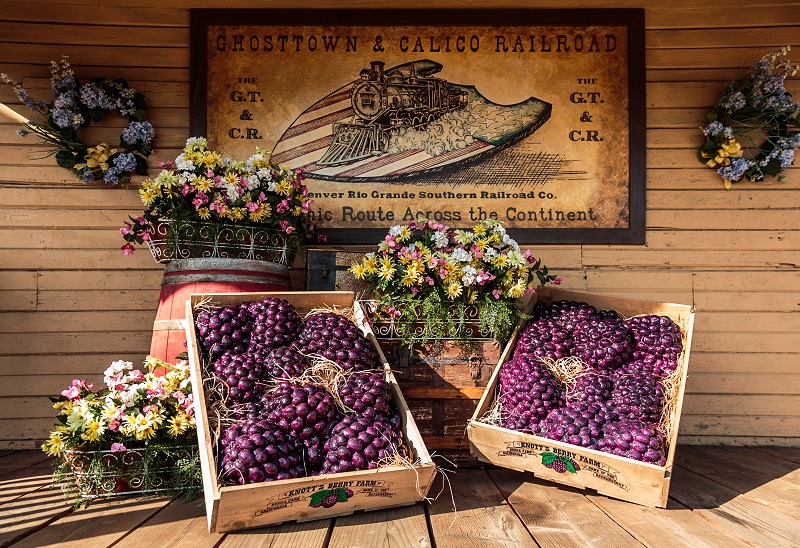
[
  {"xmin": 454, "ymin": 230, "xmax": 473, "ymax": 246},
  {"xmin": 473, "ymin": 223, "xmax": 487, "ymax": 236},
  {"xmin": 139, "ymin": 185, "xmax": 160, "ymax": 206},
  {"xmin": 363, "ymin": 255, "xmax": 378, "ymax": 274},
  {"xmin": 224, "ymin": 172, "xmax": 239, "ymax": 186},
  {"xmin": 400, "ymin": 269, "xmax": 420, "ymax": 287},
  {"xmin": 155, "ymin": 171, "xmax": 180, "ymax": 188},
  {"xmin": 395, "ymin": 226, "xmax": 412, "ymax": 242},
  {"xmin": 226, "ymin": 207, "xmax": 247, "ymax": 221},
  {"xmin": 350, "ymin": 262, "xmax": 367, "ymax": 279},
  {"xmin": 378, "ymin": 258, "xmax": 395, "ymax": 282},
  {"xmin": 42, "ymin": 427, "xmax": 70, "ymax": 456},
  {"xmin": 81, "ymin": 418, "xmax": 106, "ymax": 442},
  {"xmin": 506, "ymin": 279, "xmax": 527, "ymax": 299},
  {"xmin": 249, "ymin": 203, "xmax": 272, "ymax": 222},
  {"xmin": 446, "ymin": 282, "xmax": 463, "ymax": 299},
  {"xmin": 492, "ymin": 254, "xmax": 509, "ymax": 269},
  {"xmin": 199, "ymin": 151, "xmax": 222, "ymax": 168},
  {"xmin": 168, "ymin": 412, "xmax": 193, "ymax": 436},
  {"xmin": 182, "ymin": 150, "xmax": 202, "ymax": 164},
  {"xmin": 197, "ymin": 207, "xmax": 211, "ymax": 220},
  {"xmin": 191, "ymin": 176, "xmax": 214, "ymax": 193},
  {"xmin": 275, "ymin": 180, "xmax": 292, "ymax": 196}
]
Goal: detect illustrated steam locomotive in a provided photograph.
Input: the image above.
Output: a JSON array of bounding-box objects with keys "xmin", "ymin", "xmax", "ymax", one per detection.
[{"xmin": 317, "ymin": 60, "xmax": 470, "ymax": 166}]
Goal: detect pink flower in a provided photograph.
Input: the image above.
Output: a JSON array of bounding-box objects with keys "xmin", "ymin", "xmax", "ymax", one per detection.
[
  {"xmin": 425, "ymin": 276, "xmax": 435, "ymax": 286},
  {"xmin": 110, "ymin": 443, "xmax": 126, "ymax": 453},
  {"xmin": 181, "ymin": 184, "xmax": 192, "ymax": 196},
  {"xmin": 317, "ymin": 234, "xmax": 328, "ymax": 243},
  {"xmin": 210, "ymin": 200, "xmax": 225, "ymax": 214},
  {"xmin": 492, "ymin": 289, "xmax": 502, "ymax": 299},
  {"xmin": 387, "ymin": 307, "xmax": 402, "ymax": 318},
  {"xmin": 552, "ymin": 277, "xmax": 563, "ymax": 285},
  {"xmin": 526, "ymin": 287, "xmax": 537, "ymax": 295},
  {"xmin": 258, "ymin": 192, "xmax": 268, "ymax": 201},
  {"xmin": 279, "ymin": 220, "xmax": 290, "ymax": 231},
  {"xmin": 61, "ymin": 385, "xmax": 81, "ymax": 399},
  {"xmin": 61, "ymin": 379, "xmax": 92, "ymax": 400},
  {"xmin": 119, "ymin": 222, "xmax": 132, "ymax": 235},
  {"xmin": 121, "ymin": 243, "xmax": 135, "ymax": 256},
  {"xmin": 523, "ymin": 249, "xmax": 535, "ymax": 263},
  {"xmin": 246, "ymin": 202, "xmax": 259, "ymax": 213},
  {"xmin": 411, "ymin": 287, "xmax": 419, "ymax": 295},
  {"xmin": 158, "ymin": 160, "xmax": 174, "ymax": 170},
  {"xmin": 276, "ymin": 200, "xmax": 290, "ymax": 214},
  {"xmin": 141, "ymin": 232, "xmax": 150, "ymax": 242},
  {"xmin": 301, "ymin": 200, "xmax": 312, "ymax": 212},
  {"xmin": 286, "ymin": 226, "xmax": 296, "ymax": 234},
  {"xmin": 293, "ymin": 168, "xmax": 306, "ymax": 181}
]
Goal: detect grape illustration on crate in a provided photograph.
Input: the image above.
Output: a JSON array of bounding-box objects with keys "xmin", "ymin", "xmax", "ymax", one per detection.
[{"xmin": 309, "ymin": 487, "xmax": 354, "ymax": 508}]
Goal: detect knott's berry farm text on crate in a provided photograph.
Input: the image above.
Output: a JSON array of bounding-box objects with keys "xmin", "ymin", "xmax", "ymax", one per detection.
[
  {"xmin": 184, "ymin": 291, "xmax": 437, "ymax": 533},
  {"xmin": 467, "ymin": 287, "xmax": 695, "ymax": 508}
]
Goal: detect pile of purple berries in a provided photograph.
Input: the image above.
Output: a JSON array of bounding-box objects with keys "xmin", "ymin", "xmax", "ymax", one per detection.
[
  {"xmin": 497, "ymin": 299, "xmax": 683, "ymax": 465},
  {"xmin": 194, "ymin": 298, "xmax": 410, "ymax": 485}
]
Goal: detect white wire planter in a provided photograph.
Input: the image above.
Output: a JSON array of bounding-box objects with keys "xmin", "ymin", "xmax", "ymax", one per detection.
[{"xmin": 146, "ymin": 218, "xmax": 303, "ymax": 265}]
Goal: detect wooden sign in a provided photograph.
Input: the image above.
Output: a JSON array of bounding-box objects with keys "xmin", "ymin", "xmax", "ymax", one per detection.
[{"xmin": 190, "ymin": 9, "xmax": 645, "ymax": 244}]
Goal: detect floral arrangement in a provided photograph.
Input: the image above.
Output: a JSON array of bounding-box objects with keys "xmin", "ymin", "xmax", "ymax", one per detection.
[
  {"xmin": 1, "ymin": 56, "xmax": 153, "ymax": 185},
  {"xmin": 43, "ymin": 356, "xmax": 196, "ymax": 456},
  {"xmin": 699, "ymin": 46, "xmax": 799, "ymax": 189},
  {"xmin": 43, "ymin": 356, "xmax": 201, "ymax": 505},
  {"xmin": 120, "ymin": 137, "xmax": 323, "ymax": 259},
  {"xmin": 349, "ymin": 218, "xmax": 559, "ymax": 345}
]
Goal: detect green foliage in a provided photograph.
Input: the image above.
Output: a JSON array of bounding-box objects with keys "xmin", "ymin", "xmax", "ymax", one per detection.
[{"xmin": 53, "ymin": 444, "xmax": 202, "ymax": 508}]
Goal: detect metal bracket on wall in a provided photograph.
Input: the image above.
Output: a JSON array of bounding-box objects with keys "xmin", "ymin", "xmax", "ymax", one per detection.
[{"xmin": 306, "ymin": 250, "xmax": 338, "ymax": 290}]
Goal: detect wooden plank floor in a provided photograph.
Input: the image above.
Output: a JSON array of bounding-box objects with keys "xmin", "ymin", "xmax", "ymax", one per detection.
[{"xmin": 1, "ymin": 447, "xmax": 799, "ymax": 548}]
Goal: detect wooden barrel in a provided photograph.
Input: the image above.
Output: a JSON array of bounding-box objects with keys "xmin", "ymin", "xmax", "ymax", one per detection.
[{"xmin": 150, "ymin": 258, "xmax": 291, "ymax": 363}]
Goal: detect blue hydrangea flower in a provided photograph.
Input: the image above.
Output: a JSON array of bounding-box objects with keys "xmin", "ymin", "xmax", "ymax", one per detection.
[
  {"xmin": 79, "ymin": 83, "xmax": 114, "ymax": 110},
  {"xmin": 122, "ymin": 121, "xmax": 154, "ymax": 145},
  {"xmin": 113, "ymin": 152, "xmax": 137, "ymax": 172},
  {"xmin": 703, "ymin": 121, "xmax": 734, "ymax": 139},
  {"xmin": 716, "ymin": 157, "xmax": 749, "ymax": 182},
  {"xmin": 721, "ymin": 91, "xmax": 746, "ymax": 111}
]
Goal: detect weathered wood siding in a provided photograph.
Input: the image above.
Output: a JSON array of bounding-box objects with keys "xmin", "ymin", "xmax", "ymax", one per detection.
[{"xmin": 0, "ymin": 0, "xmax": 798, "ymax": 448}]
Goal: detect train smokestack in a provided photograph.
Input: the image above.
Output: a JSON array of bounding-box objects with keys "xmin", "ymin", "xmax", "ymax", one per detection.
[{"xmin": 370, "ymin": 61, "xmax": 385, "ymax": 79}]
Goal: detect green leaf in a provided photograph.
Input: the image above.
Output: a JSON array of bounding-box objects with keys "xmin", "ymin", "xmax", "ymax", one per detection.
[
  {"xmin": 337, "ymin": 491, "xmax": 349, "ymax": 502},
  {"xmin": 88, "ymin": 108, "xmax": 106, "ymax": 123},
  {"xmin": 565, "ymin": 461, "xmax": 578, "ymax": 474},
  {"xmin": 55, "ymin": 150, "xmax": 76, "ymax": 168},
  {"xmin": 134, "ymin": 155, "xmax": 149, "ymax": 175},
  {"xmin": 705, "ymin": 112, "xmax": 718, "ymax": 123},
  {"xmin": 541, "ymin": 452, "xmax": 557, "ymax": 465},
  {"xmin": 309, "ymin": 490, "xmax": 330, "ymax": 506},
  {"xmin": 176, "ymin": 352, "xmax": 189, "ymax": 360}
]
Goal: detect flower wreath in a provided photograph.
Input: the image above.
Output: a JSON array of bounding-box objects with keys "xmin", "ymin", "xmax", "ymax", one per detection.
[
  {"xmin": 1, "ymin": 57, "xmax": 153, "ymax": 185},
  {"xmin": 698, "ymin": 47, "xmax": 799, "ymax": 189}
]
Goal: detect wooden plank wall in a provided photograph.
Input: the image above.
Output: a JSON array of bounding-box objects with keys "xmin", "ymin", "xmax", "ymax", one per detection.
[{"xmin": 0, "ymin": 0, "xmax": 798, "ymax": 449}]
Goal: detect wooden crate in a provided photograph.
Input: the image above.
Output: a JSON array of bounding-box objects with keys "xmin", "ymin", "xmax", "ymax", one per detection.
[
  {"xmin": 379, "ymin": 338, "xmax": 500, "ymax": 465},
  {"xmin": 467, "ymin": 287, "xmax": 695, "ymax": 507},
  {"xmin": 184, "ymin": 291, "xmax": 437, "ymax": 533}
]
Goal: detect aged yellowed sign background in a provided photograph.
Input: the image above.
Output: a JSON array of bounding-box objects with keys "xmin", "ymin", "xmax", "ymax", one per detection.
[{"xmin": 195, "ymin": 11, "xmax": 644, "ymax": 243}]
